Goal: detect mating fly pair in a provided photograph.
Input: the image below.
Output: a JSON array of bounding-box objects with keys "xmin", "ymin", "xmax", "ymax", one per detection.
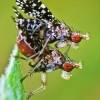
[{"xmin": 12, "ymin": 0, "xmax": 89, "ymax": 100}]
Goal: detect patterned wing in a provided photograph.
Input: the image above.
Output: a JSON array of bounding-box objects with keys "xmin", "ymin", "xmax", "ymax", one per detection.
[
  {"xmin": 16, "ymin": 0, "xmax": 56, "ymax": 22},
  {"xmin": 13, "ymin": 6, "xmax": 24, "ymax": 19},
  {"xmin": 12, "ymin": 6, "xmax": 25, "ymax": 29}
]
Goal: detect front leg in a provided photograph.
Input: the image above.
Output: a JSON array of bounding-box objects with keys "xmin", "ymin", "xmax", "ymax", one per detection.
[{"xmin": 26, "ymin": 72, "xmax": 47, "ymax": 100}]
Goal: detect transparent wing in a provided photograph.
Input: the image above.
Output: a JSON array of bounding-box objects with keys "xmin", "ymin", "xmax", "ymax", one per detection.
[{"xmin": 16, "ymin": 0, "xmax": 56, "ymax": 22}]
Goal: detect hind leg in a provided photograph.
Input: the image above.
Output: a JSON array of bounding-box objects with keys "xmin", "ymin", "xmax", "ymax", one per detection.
[
  {"xmin": 26, "ymin": 72, "xmax": 47, "ymax": 100},
  {"xmin": 20, "ymin": 59, "xmax": 43, "ymax": 82},
  {"xmin": 14, "ymin": 52, "xmax": 39, "ymax": 61}
]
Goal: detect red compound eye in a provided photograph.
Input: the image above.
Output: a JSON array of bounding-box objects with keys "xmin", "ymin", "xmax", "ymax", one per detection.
[
  {"xmin": 17, "ymin": 33, "xmax": 36, "ymax": 57},
  {"xmin": 71, "ymin": 35, "xmax": 82, "ymax": 43},
  {"xmin": 63, "ymin": 62, "xmax": 74, "ymax": 72}
]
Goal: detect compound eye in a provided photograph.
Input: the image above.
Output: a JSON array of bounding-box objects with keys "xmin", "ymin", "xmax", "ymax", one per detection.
[
  {"xmin": 63, "ymin": 62, "xmax": 74, "ymax": 72},
  {"xmin": 71, "ymin": 35, "xmax": 82, "ymax": 43}
]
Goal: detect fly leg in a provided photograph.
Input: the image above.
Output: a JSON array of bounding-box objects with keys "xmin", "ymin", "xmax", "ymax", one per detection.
[
  {"xmin": 65, "ymin": 44, "xmax": 71, "ymax": 54},
  {"xmin": 64, "ymin": 44, "xmax": 73, "ymax": 63},
  {"xmin": 31, "ymin": 22, "xmax": 45, "ymax": 37},
  {"xmin": 20, "ymin": 59, "xmax": 43, "ymax": 82},
  {"xmin": 25, "ymin": 53, "xmax": 39, "ymax": 61},
  {"xmin": 38, "ymin": 36, "xmax": 50, "ymax": 56},
  {"xmin": 14, "ymin": 52, "xmax": 39, "ymax": 61},
  {"xmin": 26, "ymin": 72, "xmax": 47, "ymax": 100},
  {"xmin": 14, "ymin": 36, "xmax": 50, "ymax": 62},
  {"xmin": 25, "ymin": 37, "xmax": 51, "ymax": 61},
  {"xmin": 14, "ymin": 55, "xmax": 26, "ymax": 60},
  {"xmin": 32, "ymin": 23, "xmax": 51, "ymax": 57},
  {"xmin": 31, "ymin": 24, "xmax": 41, "ymax": 36}
]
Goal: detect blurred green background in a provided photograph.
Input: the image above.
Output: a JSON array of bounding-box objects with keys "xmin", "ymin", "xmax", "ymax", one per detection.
[{"xmin": 0, "ymin": 0, "xmax": 100, "ymax": 100}]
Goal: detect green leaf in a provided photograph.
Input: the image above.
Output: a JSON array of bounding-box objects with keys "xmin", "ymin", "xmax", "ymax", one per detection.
[{"xmin": 0, "ymin": 44, "xmax": 25, "ymax": 100}]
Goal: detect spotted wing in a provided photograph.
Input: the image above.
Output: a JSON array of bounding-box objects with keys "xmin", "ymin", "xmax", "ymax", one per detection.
[
  {"xmin": 13, "ymin": 6, "xmax": 24, "ymax": 19},
  {"xmin": 12, "ymin": 6, "xmax": 25, "ymax": 29},
  {"xmin": 16, "ymin": 0, "xmax": 56, "ymax": 22},
  {"xmin": 11, "ymin": 6, "xmax": 22, "ymax": 24}
]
